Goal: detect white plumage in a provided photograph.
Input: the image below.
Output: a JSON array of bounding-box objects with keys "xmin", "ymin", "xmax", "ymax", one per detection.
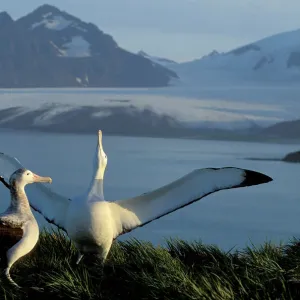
[
  {"xmin": 0, "ymin": 131, "xmax": 273, "ymax": 264},
  {"xmin": 0, "ymin": 169, "xmax": 52, "ymax": 289}
]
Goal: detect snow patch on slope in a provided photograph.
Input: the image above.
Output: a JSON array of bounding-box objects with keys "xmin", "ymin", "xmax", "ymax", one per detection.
[
  {"xmin": 138, "ymin": 51, "xmax": 177, "ymax": 67},
  {"xmin": 42, "ymin": 12, "xmax": 52, "ymax": 18},
  {"xmin": 33, "ymin": 104, "xmax": 76, "ymax": 125},
  {"xmin": 50, "ymin": 36, "xmax": 91, "ymax": 57},
  {"xmin": 253, "ymin": 29, "xmax": 300, "ymax": 52},
  {"xmin": 0, "ymin": 107, "xmax": 33, "ymax": 124},
  {"xmin": 62, "ymin": 36, "xmax": 91, "ymax": 57},
  {"xmin": 31, "ymin": 15, "xmax": 73, "ymax": 31},
  {"xmin": 72, "ymin": 24, "xmax": 87, "ymax": 32},
  {"xmin": 92, "ymin": 110, "xmax": 113, "ymax": 118}
]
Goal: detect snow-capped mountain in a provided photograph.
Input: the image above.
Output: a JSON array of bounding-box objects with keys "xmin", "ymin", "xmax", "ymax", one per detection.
[
  {"xmin": 170, "ymin": 29, "xmax": 300, "ymax": 84},
  {"xmin": 0, "ymin": 4, "xmax": 177, "ymax": 88},
  {"xmin": 137, "ymin": 50, "xmax": 177, "ymax": 67}
]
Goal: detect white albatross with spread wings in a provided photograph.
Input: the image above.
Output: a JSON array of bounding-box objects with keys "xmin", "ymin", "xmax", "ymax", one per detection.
[{"xmin": 0, "ymin": 130, "xmax": 273, "ymax": 264}]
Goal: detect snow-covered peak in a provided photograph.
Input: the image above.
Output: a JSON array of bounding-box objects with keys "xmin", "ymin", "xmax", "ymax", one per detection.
[
  {"xmin": 169, "ymin": 28, "xmax": 300, "ymax": 85},
  {"xmin": 16, "ymin": 5, "xmax": 99, "ymax": 58},
  {"xmin": 18, "ymin": 4, "xmax": 89, "ymax": 33},
  {"xmin": 30, "ymin": 14, "xmax": 72, "ymax": 31},
  {"xmin": 138, "ymin": 50, "xmax": 177, "ymax": 67},
  {"xmin": 231, "ymin": 29, "xmax": 300, "ymax": 55},
  {"xmin": 15, "ymin": 4, "xmax": 118, "ymax": 59},
  {"xmin": 0, "ymin": 4, "xmax": 177, "ymax": 87}
]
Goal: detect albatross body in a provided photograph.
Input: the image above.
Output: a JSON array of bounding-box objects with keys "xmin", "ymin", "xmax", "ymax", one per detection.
[
  {"xmin": 0, "ymin": 169, "xmax": 52, "ymax": 288},
  {"xmin": 0, "ymin": 131, "xmax": 273, "ymax": 264}
]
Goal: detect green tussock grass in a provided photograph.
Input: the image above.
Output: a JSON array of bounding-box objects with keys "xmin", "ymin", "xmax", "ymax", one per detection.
[{"xmin": 1, "ymin": 231, "xmax": 300, "ymax": 300}]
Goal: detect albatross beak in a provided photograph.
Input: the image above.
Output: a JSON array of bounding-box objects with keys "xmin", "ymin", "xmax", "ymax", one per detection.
[
  {"xmin": 98, "ymin": 130, "xmax": 103, "ymax": 148},
  {"xmin": 33, "ymin": 173, "xmax": 52, "ymax": 184}
]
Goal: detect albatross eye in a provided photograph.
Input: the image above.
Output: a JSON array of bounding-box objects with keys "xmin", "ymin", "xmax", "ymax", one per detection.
[{"xmin": 27, "ymin": 173, "xmax": 30, "ymax": 176}]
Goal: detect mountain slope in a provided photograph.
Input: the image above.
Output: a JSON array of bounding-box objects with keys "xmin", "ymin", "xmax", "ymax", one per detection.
[
  {"xmin": 257, "ymin": 118, "xmax": 300, "ymax": 140},
  {"xmin": 171, "ymin": 29, "xmax": 300, "ymax": 84},
  {"xmin": 0, "ymin": 4, "xmax": 178, "ymax": 88},
  {"xmin": 137, "ymin": 50, "xmax": 177, "ymax": 67}
]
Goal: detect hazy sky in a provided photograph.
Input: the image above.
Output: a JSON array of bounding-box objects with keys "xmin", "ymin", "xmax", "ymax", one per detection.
[{"xmin": 2, "ymin": 0, "xmax": 300, "ymax": 62}]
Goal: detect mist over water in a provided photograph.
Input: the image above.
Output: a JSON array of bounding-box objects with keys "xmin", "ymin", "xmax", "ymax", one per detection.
[{"xmin": 1, "ymin": 86, "xmax": 300, "ymax": 134}]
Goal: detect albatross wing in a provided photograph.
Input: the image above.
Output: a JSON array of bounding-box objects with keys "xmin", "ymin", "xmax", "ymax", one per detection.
[
  {"xmin": 111, "ymin": 167, "xmax": 273, "ymax": 236},
  {"xmin": 0, "ymin": 152, "xmax": 70, "ymax": 231}
]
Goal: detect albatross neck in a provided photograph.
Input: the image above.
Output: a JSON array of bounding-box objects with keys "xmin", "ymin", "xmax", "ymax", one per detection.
[
  {"xmin": 85, "ymin": 146, "xmax": 106, "ymax": 201},
  {"xmin": 9, "ymin": 183, "xmax": 31, "ymax": 213},
  {"xmin": 87, "ymin": 178, "xmax": 104, "ymax": 201}
]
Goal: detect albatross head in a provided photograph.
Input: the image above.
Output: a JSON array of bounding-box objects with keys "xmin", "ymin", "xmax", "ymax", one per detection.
[
  {"xmin": 9, "ymin": 168, "xmax": 52, "ymax": 188},
  {"xmin": 94, "ymin": 130, "xmax": 107, "ymax": 180}
]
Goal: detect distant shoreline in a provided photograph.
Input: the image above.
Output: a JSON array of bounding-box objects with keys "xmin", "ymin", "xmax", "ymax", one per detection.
[
  {"xmin": 1, "ymin": 127, "xmax": 300, "ymax": 146},
  {"xmin": 243, "ymin": 157, "xmax": 283, "ymax": 162}
]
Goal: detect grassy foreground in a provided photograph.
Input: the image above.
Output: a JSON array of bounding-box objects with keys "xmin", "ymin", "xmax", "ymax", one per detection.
[{"xmin": 1, "ymin": 232, "xmax": 300, "ymax": 300}]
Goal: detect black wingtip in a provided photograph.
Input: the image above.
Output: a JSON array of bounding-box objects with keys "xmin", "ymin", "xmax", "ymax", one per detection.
[{"xmin": 242, "ymin": 170, "xmax": 273, "ymax": 187}]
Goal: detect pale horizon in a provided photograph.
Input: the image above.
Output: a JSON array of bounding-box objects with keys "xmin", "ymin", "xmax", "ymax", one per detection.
[{"xmin": 2, "ymin": 0, "xmax": 300, "ymax": 62}]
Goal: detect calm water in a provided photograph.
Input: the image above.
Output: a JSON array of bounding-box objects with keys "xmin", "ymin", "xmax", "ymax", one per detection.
[{"xmin": 1, "ymin": 129, "xmax": 300, "ymax": 250}]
